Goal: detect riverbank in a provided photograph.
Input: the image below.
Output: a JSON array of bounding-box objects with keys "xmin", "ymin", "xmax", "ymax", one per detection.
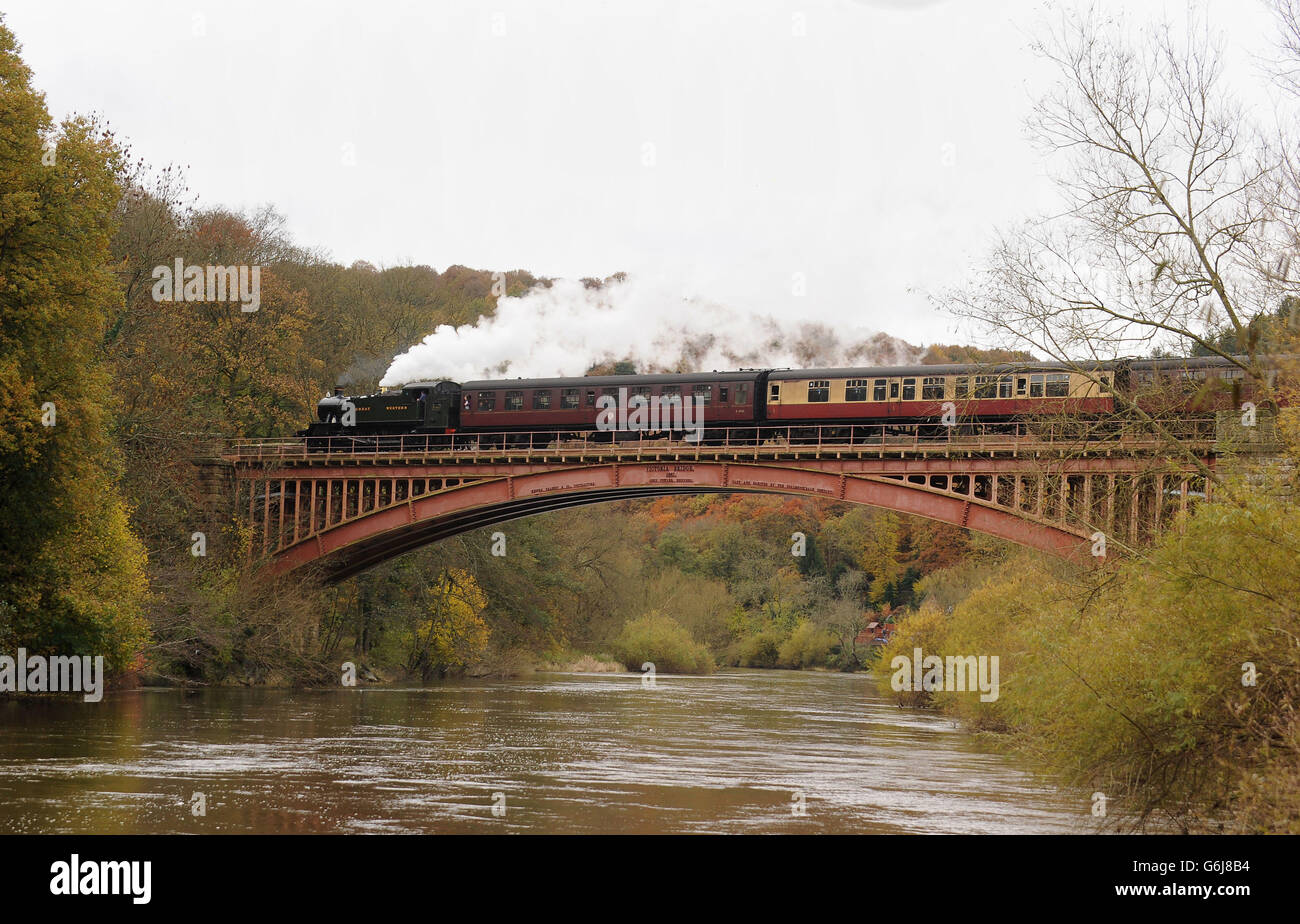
[{"xmin": 873, "ymin": 483, "xmax": 1300, "ymax": 834}]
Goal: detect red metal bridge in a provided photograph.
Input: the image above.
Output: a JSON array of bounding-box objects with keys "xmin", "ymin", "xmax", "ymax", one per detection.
[{"xmin": 195, "ymin": 419, "xmax": 1251, "ymax": 582}]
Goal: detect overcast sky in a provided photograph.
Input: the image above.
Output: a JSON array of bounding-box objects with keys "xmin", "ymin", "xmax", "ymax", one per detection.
[{"xmin": 2, "ymin": 0, "xmax": 1283, "ymax": 348}]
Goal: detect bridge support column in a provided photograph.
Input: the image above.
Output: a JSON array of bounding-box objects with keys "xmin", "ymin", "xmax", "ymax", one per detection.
[
  {"xmin": 191, "ymin": 455, "xmax": 237, "ymax": 558},
  {"xmin": 1106, "ymin": 474, "xmax": 1115, "ymax": 537},
  {"xmin": 1129, "ymin": 480, "xmax": 1140, "ymax": 545},
  {"xmin": 262, "ymin": 481, "xmax": 271, "ymax": 554}
]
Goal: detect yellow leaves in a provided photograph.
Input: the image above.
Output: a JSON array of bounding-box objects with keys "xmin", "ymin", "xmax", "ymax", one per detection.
[{"xmin": 411, "ymin": 568, "xmax": 491, "ymax": 671}]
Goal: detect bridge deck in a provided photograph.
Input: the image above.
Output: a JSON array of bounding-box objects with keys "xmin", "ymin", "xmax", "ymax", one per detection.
[{"xmin": 214, "ymin": 419, "xmax": 1223, "ymax": 467}]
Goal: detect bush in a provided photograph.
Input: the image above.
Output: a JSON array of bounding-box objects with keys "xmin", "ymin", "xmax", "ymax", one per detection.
[
  {"xmin": 737, "ymin": 628, "xmax": 786, "ymax": 668},
  {"xmin": 873, "ymin": 603, "xmax": 949, "ymax": 708},
  {"xmin": 777, "ymin": 620, "xmax": 837, "ymax": 669},
  {"xmin": 611, "ymin": 612, "xmax": 713, "ymax": 674}
]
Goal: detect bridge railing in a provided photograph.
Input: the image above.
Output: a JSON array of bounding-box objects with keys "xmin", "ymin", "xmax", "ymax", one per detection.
[{"xmin": 216, "ymin": 417, "xmax": 1220, "ymax": 462}]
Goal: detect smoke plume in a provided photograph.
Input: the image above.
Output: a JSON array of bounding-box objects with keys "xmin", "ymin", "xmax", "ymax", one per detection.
[{"xmin": 379, "ymin": 276, "xmax": 918, "ymax": 387}]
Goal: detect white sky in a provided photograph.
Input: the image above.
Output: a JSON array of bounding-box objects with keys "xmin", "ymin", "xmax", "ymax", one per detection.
[{"xmin": 2, "ymin": 0, "xmax": 1283, "ymax": 348}]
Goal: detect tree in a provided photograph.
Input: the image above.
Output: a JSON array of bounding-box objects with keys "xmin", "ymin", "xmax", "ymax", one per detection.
[
  {"xmin": 1266, "ymin": 1, "xmax": 1300, "ymax": 297},
  {"xmin": 823, "ymin": 590, "xmax": 872, "ymax": 671},
  {"xmin": 405, "ymin": 569, "xmax": 490, "ymax": 679},
  {"xmin": 943, "ymin": 7, "xmax": 1293, "ymax": 396},
  {"xmin": 0, "ymin": 17, "xmax": 148, "ymax": 669},
  {"xmin": 920, "ymin": 344, "xmax": 1035, "ymax": 365}
]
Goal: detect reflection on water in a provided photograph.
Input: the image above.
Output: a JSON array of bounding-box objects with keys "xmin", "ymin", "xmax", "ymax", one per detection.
[{"xmin": 0, "ymin": 670, "xmax": 1086, "ymax": 833}]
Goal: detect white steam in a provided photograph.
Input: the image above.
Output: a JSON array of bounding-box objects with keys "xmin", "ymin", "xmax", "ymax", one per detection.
[{"xmin": 379, "ymin": 276, "xmax": 919, "ymax": 387}]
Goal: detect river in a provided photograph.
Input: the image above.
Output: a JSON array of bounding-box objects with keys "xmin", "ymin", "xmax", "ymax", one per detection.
[{"xmin": 0, "ymin": 669, "xmax": 1085, "ymax": 834}]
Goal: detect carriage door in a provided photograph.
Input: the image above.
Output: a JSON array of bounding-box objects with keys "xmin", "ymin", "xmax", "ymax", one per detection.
[{"xmin": 884, "ymin": 378, "xmax": 900, "ymax": 416}]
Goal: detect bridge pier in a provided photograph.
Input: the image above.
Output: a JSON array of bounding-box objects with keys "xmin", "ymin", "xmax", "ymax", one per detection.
[{"xmin": 192, "ymin": 453, "xmax": 237, "ymax": 554}]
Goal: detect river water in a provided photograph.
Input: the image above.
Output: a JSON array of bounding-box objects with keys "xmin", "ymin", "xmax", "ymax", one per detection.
[{"xmin": 0, "ymin": 669, "xmax": 1085, "ymax": 834}]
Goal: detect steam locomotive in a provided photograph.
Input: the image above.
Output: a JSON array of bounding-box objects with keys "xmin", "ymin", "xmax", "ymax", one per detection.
[{"xmin": 301, "ymin": 355, "xmax": 1257, "ymax": 448}]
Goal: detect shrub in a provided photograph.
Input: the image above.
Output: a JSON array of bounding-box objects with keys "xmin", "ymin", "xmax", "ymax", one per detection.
[
  {"xmin": 737, "ymin": 628, "xmax": 786, "ymax": 668},
  {"xmin": 611, "ymin": 612, "xmax": 713, "ymax": 674},
  {"xmin": 873, "ymin": 603, "xmax": 949, "ymax": 708},
  {"xmin": 777, "ymin": 620, "xmax": 837, "ymax": 669}
]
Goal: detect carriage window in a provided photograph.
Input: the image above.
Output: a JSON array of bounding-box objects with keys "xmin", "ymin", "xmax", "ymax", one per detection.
[
  {"xmin": 719, "ymin": 386, "xmax": 729, "ymax": 403},
  {"xmin": 974, "ymin": 376, "xmax": 997, "ymax": 399},
  {"xmin": 1045, "ymin": 373, "xmax": 1070, "ymax": 397},
  {"xmin": 533, "ymin": 390, "xmax": 552, "ymax": 410},
  {"xmin": 561, "ymin": 388, "xmax": 579, "ymax": 409},
  {"xmin": 845, "ymin": 379, "xmax": 869, "ymax": 401},
  {"xmin": 901, "ymin": 378, "xmax": 917, "ymax": 401},
  {"xmin": 505, "ymin": 390, "xmax": 524, "ymax": 411},
  {"xmin": 693, "ymin": 384, "xmax": 713, "ymax": 405},
  {"xmin": 954, "ymin": 377, "xmax": 969, "ymax": 399},
  {"xmin": 807, "ymin": 380, "xmax": 830, "ymax": 403},
  {"xmin": 661, "ymin": 385, "xmax": 682, "ymax": 406},
  {"xmin": 1098, "ymin": 375, "xmax": 1110, "ymax": 393},
  {"xmin": 1016, "ymin": 377, "xmax": 1027, "ymax": 396},
  {"xmin": 873, "ymin": 378, "xmax": 887, "ymax": 401},
  {"xmin": 922, "ymin": 377, "xmax": 944, "ymax": 400},
  {"xmin": 585, "ymin": 390, "xmax": 597, "ymax": 407},
  {"xmin": 890, "ymin": 381, "xmax": 899, "ymax": 399},
  {"xmin": 477, "ymin": 392, "xmax": 497, "ymax": 412},
  {"xmin": 770, "ymin": 383, "xmax": 781, "ymax": 402},
  {"xmin": 998, "ymin": 377, "xmax": 1013, "ymax": 398},
  {"xmin": 1029, "ymin": 374, "xmax": 1044, "ymax": 397},
  {"xmin": 735, "ymin": 384, "xmax": 748, "ymax": 404}
]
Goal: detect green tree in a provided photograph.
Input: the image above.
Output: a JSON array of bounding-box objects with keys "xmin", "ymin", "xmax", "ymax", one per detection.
[{"xmin": 0, "ymin": 17, "xmax": 148, "ymax": 670}]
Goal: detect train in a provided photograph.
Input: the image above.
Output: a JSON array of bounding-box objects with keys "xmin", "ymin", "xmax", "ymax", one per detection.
[{"xmin": 300, "ymin": 354, "xmax": 1261, "ymax": 449}]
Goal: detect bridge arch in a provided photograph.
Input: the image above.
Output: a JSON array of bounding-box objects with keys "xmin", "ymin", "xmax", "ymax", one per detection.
[{"xmin": 264, "ymin": 461, "xmax": 1094, "ymax": 581}]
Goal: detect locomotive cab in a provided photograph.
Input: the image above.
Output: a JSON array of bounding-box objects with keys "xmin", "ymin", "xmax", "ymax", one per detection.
[{"xmin": 405, "ymin": 380, "xmax": 461, "ymax": 431}]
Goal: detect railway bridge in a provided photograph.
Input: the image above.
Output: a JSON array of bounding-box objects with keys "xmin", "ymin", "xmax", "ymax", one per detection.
[{"xmin": 196, "ymin": 417, "xmax": 1273, "ymax": 582}]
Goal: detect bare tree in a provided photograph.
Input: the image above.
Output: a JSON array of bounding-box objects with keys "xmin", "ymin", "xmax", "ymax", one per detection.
[
  {"xmin": 942, "ymin": 6, "xmax": 1295, "ymax": 388},
  {"xmin": 1262, "ymin": 1, "xmax": 1300, "ymax": 300}
]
